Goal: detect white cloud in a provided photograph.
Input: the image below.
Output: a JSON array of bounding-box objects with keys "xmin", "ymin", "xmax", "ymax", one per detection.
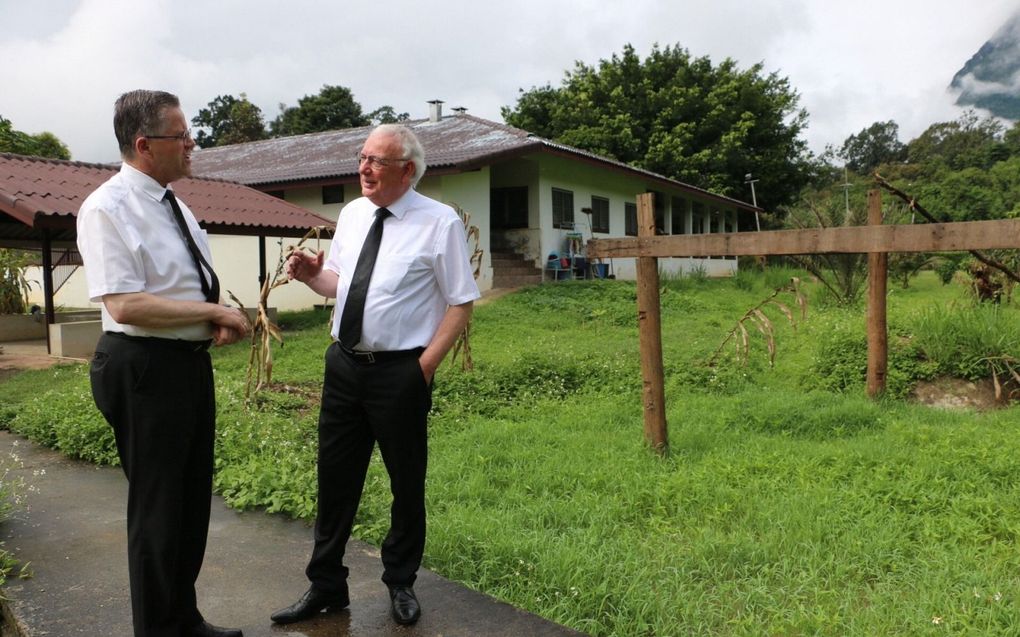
[{"xmin": 1, "ymin": 0, "xmax": 1016, "ymax": 162}]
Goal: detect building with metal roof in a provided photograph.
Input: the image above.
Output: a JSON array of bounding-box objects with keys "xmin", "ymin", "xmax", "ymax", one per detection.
[
  {"xmin": 192, "ymin": 104, "xmax": 762, "ymax": 289},
  {"xmin": 0, "ymin": 152, "xmax": 335, "ymax": 353}
]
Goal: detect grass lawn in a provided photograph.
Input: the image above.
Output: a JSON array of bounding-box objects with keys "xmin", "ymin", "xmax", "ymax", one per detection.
[{"xmin": 1, "ymin": 269, "xmax": 1019, "ymax": 636}]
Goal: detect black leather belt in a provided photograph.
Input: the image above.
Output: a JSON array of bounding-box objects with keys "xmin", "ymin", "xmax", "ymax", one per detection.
[
  {"xmin": 337, "ymin": 343, "xmax": 423, "ymax": 364},
  {"xmin": 105, "ymin": 331, "xmax": 212, "ymax": 352}
]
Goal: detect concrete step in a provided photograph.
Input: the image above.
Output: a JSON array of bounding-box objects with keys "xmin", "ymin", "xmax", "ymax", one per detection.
[
  {"xmin": 490, "ymin": 259, "xmax": 534, "ymax": 270},
  {"xmin": 490, "ymin": 254, "xmax": 531, "ymax": 264}
]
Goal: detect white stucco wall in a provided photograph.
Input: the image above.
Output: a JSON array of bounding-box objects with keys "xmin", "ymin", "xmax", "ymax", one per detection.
[
  {"xmin": 430, "ymin": 170, "xmax": 493, "ymax": 291},
  {"xmin": 528, "ymin": 154, "xmax": 738, "ymax": 281},
  {"xmin": 27, "ymin": 232, "xmax": 337, "ymax": 313}
]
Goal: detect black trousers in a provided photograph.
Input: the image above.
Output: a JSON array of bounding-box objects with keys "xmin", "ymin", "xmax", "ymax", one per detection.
[
  {"xmin": 90, "ymin": 333, "xmax": 215, "ymax": 637},
  {"xmin": 305, "ymin": 342, "xmax": 432, "ymax": 593}
]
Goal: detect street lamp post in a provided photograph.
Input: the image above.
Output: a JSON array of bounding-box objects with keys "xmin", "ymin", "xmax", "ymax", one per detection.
[{"xmin": 745, "ymin": 173, "xmax": 760, "ymax": 231}]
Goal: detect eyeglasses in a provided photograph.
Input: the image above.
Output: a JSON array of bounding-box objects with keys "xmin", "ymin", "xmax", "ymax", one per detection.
[
  {"xmin": 145, "ymin": 129, "xmax": 193, "ymax": 142},
  {"xmin": 356, "ymin": 153, "xmax": 409, "ymax": 169}
]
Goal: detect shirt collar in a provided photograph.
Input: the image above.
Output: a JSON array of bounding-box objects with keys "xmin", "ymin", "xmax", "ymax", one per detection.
[
  {"xmin": 119, "ymin": 162, "xmax": 174, "ymax": 203},
  {"xmin": 381, "ymin": 188, "xmax": 419, "ymax": 221}
]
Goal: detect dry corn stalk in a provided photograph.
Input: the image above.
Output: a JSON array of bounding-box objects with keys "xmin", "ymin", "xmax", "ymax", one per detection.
[
  {"xmin": 229, "ymin": 225, "xmax": 331, "ymax": 400},
  {"xmin": 450, "ymin": 204, "xmax": 483, "ymax": 371},
  {"xmin": 710, "ymin": 277, "xmax": 808, "ymax": 367},
  {"xmin": 984, "ymin": 355, "xmax": 1020, "ymax": 403}
]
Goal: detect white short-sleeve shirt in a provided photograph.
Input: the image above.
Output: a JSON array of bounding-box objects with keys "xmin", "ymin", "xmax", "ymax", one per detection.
[
  {"xmin": 324, "ymin": 188, "xmax": 481, "ymax": 351},
  {"xmin": 76, "ymin": 163, "xmax": 215, "ymax": 341}
]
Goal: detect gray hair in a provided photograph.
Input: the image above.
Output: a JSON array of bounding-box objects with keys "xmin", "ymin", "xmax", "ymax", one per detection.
[
  {"xmin": 114, "ymin": 90, "xmax": 180, "ymax": 159},
  {"xmin": 373, "ymin": 124, "xmax": 426, "ymax": 187}
]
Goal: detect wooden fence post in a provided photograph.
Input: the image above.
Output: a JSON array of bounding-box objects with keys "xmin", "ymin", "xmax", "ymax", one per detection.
[
  {"xmin": 636, "ymin": 193, "xmax": 669, "ymax": 453},
  {"xmin": 866, "ymin": 189, "xmax": 888, "ymax": 397}
]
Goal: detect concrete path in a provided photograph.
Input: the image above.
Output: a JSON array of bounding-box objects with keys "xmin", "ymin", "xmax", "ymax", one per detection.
[{"xmin": 0, "ymin": 431, "xmax": 586, "ymax": 637}]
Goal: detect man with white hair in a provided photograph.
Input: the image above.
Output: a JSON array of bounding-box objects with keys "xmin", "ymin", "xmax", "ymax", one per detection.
[{"xmin": 272, "ymin": 124, "xmax": 479, "ymax": 626}]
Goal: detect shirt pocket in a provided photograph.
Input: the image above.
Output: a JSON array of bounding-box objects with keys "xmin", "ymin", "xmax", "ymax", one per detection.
[{"xmin": 371, "ymin": 254, "xmax": 416, "ymax": 296}]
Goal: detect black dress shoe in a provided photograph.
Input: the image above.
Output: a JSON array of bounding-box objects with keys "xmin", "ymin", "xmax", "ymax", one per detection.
[
  {"xmin": 184, "ymin": 621, "xmax": 243, "ymax": 637},
  {"xmin": 270, "ymin": 586, "xmax": 350, "ymax": 624},
  {"xmin": 389, "ymin": 586, "xmax": 421, "ymax": 625}
]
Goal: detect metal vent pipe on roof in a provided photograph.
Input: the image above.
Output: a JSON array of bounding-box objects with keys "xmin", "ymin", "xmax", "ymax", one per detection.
[{"xmin": 427, "ymin": 99, "xmax": 444, "ymax": 122}]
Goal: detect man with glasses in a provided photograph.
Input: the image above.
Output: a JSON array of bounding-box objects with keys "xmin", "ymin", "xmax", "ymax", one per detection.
[
  {"xmin": 77, "ymin": 90, "xmax": 249, "ymax": 637},
  {"xmin": 271, "ymin": 124, "xmax": 479, "ymax": 626}
]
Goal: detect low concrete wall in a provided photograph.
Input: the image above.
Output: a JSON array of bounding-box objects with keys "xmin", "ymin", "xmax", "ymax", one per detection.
[
  {"xmin": 55, "ymin": 310, "xmax": 102, "ymax": 324},
  {"xmin": 0, "ymin": 314, "xmax": 46, "ymax": 341},
  {"xmin": 0, "ymin": 311, "xmax": 102, "ymax": 343},
  {"xmin": 244, "ymin": 307, "xmax": 278, "ymax": 324},
  {"xmin": 49, "ymin": 320, "xmax": 102, "ymax": 359},
  {"xmin": 12, "ymin": 309, "xmax": 276, "ymax": 359}
]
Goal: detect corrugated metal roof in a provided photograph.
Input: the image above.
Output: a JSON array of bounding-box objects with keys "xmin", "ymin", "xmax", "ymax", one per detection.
[
  {"xmin": 0, "ymin": 152, "xmax": 335, "ymax": 246},
  {"xmin": 190, "ymin": 115, "xmax": 541, "ymax": 186},
  {"xmin": 191, "ymin": 114, "xmax": 760, "ymax": 212}
]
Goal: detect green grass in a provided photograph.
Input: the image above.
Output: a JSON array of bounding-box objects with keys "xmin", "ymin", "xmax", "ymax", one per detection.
[{"xmin": 1, "ymin": 271, "xmax": 1019, "ymax": 636}]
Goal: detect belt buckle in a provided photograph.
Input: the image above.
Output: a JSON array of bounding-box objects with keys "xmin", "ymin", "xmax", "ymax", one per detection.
[{"xmin": 349, "ymin": 349, "xmax": 375, "ymax": 363}]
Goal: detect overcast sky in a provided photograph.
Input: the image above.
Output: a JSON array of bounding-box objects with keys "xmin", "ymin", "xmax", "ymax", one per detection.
[{"xmin": 2, "ymin": 0, "xmax": 1016, "ymax": 164}]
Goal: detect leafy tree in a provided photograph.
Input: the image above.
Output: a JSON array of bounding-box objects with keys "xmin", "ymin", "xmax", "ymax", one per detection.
[
  {"xmin": 218, "ymin": 97, "xmax": 269, "ymax": 146},
  {"xmin": 367, "ymin": 105, "xmax": 410, "ymax": 125},
  {"xmin": 906, "ymin": 110, "xmax": 1004, "ymax": 173},
  {"xmin": 1003, "ymin": 120, "xmax": 1020, "ymax": 158},
  {"xmin": 780, "ymin": 176, "xmax": 871, "ymax": 305},
  {"xmin": 191, "ymin": 94, "xmax": 268, "ymax": 148},
  {"xmin": 501, "ymin": 44, "xmax": 813, "ymax": 210},
  {"xmin": 837, "ymin": 120, "xmax": 906, "ymax": 173},
  {"xmin": 270, "ymin": 85, "xmax": 370, "ymax": 136},
  {"xmin": 0, "ymin": 249, "xmax": 33, "ymax": 314},
  {"xmin": 915, "ymin": 167, "xmax": 1008, "ymax": 222},
  {"xmin": 0, "ymin": 116, "xmax": 66, "ymax": 314},
  {"xmin": 0, "ymin": 116, "xmax": 70, "ymax": 159}
]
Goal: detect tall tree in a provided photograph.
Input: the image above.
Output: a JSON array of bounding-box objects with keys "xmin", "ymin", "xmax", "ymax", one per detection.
[
  {"xmin": 218, "ymin": 97, "xmax": 269, "ymax": 146},
  {"xmin": 501, "ymin": 44, "xmax": 813, "ymax": 210},
  {"xmin": 270, "ymin": 85, "xmax": 370, "ymax": 136},
  {"xmin": 367, "ymin": 105, "xmax": 410, "ymax": 125},
  {"xmin": 0, "ymin": 116, "xmax": 70, "ymax": 159},
  {"xmin": 906, "ymin": 110, "xmax": 1004, "ymax": 173},
  {"xmin": 1001, "ymin": 119, "xmax": 1020, "ymax": 158},
  {"xmin": 837, "ymin": 120, "xmax": 906, "ymax": 173},
  {"xmin": 191, "ymin": 93, "xmax": 268, "ymax": 148}
]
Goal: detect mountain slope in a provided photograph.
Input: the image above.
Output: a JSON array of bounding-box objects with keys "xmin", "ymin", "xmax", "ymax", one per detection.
[{"xmin": 951, "ymin": 12, "xmax": 1020, "ymax": 120}]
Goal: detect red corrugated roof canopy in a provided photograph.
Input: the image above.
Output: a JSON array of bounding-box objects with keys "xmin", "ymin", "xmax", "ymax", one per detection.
[{"xmin": 0, "ymin": 152, "xmax": 334, "ymax": 249}]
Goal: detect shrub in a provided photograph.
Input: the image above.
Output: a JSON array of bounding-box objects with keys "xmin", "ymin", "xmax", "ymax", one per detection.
[
  {"xmin": 808, "ymin": 315, "xmax": 938, "ymax": 399},
  {"xmin": 3, "ymin": 366, "xmax": 118, "ymax": 465},
  {"xmin": 912, "ymin": 303, "xmax": 1020, "ymax": 380}
]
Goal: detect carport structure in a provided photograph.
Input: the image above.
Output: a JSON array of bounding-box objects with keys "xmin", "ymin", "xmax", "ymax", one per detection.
[{"xmin": 0, "ymin": 152, "xmax": 335, "ymax": 353}]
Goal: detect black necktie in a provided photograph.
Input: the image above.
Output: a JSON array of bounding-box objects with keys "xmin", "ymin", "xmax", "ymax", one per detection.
[
  {"xmin": 339, "ymin": 207, "xmax": 391, "ymax": 350},
  {"xmin": 164, "ymin": 190, "xmax": 220, "ymax": 303}
]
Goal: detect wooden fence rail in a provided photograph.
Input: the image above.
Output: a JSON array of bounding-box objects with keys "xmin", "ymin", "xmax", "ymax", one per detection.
[
  {"xmin": 588, "ymin": 218, "xmax": 1020, "ymax": 259},
  {"xmin": 588, "ymin": 191, "xmax": 1020, "ymax": 453}
]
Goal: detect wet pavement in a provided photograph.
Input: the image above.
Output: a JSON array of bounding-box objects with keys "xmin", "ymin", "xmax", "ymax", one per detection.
[{"xmin": 0, "ymin": 430, "xmax": 586, "ymax": 637}]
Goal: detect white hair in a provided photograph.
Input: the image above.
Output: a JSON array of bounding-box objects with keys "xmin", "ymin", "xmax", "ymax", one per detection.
[{"xmin": 373, "ymin": 124, "xmax": 426, "ymax": 187}]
